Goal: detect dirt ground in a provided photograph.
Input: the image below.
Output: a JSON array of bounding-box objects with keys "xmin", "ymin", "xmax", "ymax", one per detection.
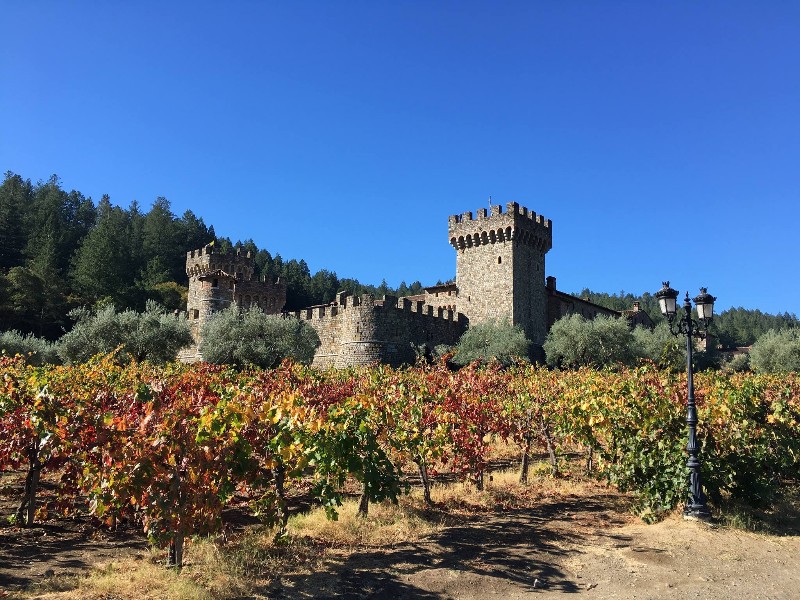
[
  {"xmin": 2, "ymin": 476, "xmax": 799, "ymax": 599},
  {"xmin": 267, "ymin": 493, "xmax": 800, "ymax": 600}
]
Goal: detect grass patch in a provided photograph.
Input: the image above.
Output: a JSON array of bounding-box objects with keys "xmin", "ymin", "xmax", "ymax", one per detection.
[
  {"xmin": 24, "ymin": 555, "xmax": 216, "ymax": 600},
  {"xmin": 14, "ymin": 461, "xmax": 632, "ymax": 599},
  {"xmin": 288, "ymin": 496, "xmax": 444, "ymax": 548}
]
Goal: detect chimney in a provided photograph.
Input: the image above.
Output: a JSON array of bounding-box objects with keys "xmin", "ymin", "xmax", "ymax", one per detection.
[
  {"xmin": 633, "ymin": 301, "xmax": 640, "ymax": 312},
  {"xmin": 546, "ymin": 276, "xmax": 556, "ymax": 291}
]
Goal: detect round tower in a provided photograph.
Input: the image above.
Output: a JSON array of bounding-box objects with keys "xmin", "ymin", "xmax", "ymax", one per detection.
[{"xmin": 185, "ymin": 245, "xmax": 237, "ymax": 338}]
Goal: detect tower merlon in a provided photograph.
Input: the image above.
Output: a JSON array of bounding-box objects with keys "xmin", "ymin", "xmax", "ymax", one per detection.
[{"xmin": 448, "ymin": 202, "xmax": 552, "ymax": 252}]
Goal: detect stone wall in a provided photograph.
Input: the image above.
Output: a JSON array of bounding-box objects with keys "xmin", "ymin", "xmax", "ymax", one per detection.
[
  {"xmin": 293, "ymin": 292, "xmax": 466, "ymax": 368},
  {"xmin": 406, "ymin": 283, "xmax": 458, "ymax": 312}
]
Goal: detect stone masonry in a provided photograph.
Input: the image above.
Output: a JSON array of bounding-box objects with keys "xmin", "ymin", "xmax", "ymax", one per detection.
[
  {"xmin": 185, "ymin": 245, "xmax": 286, "ymax": 340},
  {"xmin": 449, "ymin": 202, "xmax": 552, "ymax": 347},
  {"xmin": 182, "ymin": 201, "xmax": 649, "ymax": 367},
  {"xmin": 294, "ymin": 292, "xmax": 465, "ymax": 368}
]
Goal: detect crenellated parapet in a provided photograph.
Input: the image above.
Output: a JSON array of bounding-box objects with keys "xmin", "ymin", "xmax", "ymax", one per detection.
[
  {"xmin": 448, "ymin": 202, "xmax": 552, "ymax": 253},
  {"xmin": 186, "ymin": 245, "xmax": 257, "ymax": 280},
  {"xmin": 293, "ymin": 293, "xmax": 463, "ymax": 325},
  {"xmin": 291, "ymin": 292, "xmax": 467, "ymax": 368}
]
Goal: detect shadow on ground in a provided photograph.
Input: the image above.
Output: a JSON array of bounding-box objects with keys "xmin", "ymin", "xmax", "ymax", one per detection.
[
  {"xmin": 265, "ymin": 494, "xmax": 629, "ymax": 599},
  {"xmin": 0, "ymin": 521, "xmax": 146, "ymax": 591}
]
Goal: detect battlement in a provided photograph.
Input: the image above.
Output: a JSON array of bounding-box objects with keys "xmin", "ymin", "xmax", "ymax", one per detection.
[
  {"xmin": 292, "ymin": 292, "xmax": 463, "ymax": 324},
  {"xmin": 186, "ymin": 245, "xmax": 253, "ymax": 260},
  {"xmin": 448, "ymin": 202, "xmax": 552, "ymax": 253},
  {"xmin": 186, "ymin": 245, "xmax": 259, "ymax": 280},
  {"xmin": 448, "ymin": 202, "xmax": 551, "ymax": 228},
  {"xmin": 290, "ymin": 291, "xmax": 467, "ymax": 368}
]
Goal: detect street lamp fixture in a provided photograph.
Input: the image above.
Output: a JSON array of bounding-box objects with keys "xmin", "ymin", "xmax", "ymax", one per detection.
[{"xmin": 655, "ymin": 281, "xmax": 716, "ymax": 521}]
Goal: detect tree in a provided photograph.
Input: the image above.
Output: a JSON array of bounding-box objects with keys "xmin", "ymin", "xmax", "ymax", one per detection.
[
  {"xmin": 631, "ymin": 323, "xmax": 685, "ymax": 372},
  {"xmin": 58, "ymin": 301, "xmax": 193, "ymax": 364},
  {"xmin": 452, "ymin": 319, "xmax": 531, "ymax": 366},
  {"xmin": 0, "ymin": 172, "xmax": 33, "ymax": 270},
  {"xmin": 0, "ymin": 330, "xmax": 60, "ymax": 365},
  {"xmin": 176, "ymin": 210, "xmax": 212, "ymax": 269},
  {"xmin": 714, "ymin": 307, "xmax": 799, "ymax": 348},
  {"xmin": 749, "ymin": 329, "xmax": 800, "ymax": 373},
  {"xmin": 308, "ymin": 269, "xmax": 339, "ymax": 305},
  {"xmin": 141, "ymin": 197, "xmax": 181, "ymax": 285},
  {"xmin": 282, "ymin": 259, "xmax": 313, "ymax": 310},
  {"xmin": 70, "ymin": 197, "xmax": 138, "ymax": 306},
  {"xmin": 199, "ymin": 306, "xmax": 320, "ymax": 369},
  {"xmin": 6, "ymin": 239, "xmax": 69, "ymax": 338},
  {"xmin": 25, "ymin": 175, "xmax": 95, "ymax": 277},
  {"xmin": 543, "ymin": 314, "xmax": 635, "ymax": 368}
]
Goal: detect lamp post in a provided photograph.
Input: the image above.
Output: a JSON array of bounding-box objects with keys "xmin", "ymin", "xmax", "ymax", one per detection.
[{"xmin": 655, "ymin": 282, "xmax": 716, "ymax": 521}]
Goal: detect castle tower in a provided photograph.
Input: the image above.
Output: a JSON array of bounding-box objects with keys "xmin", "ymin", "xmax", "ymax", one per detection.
[
  {"xmin": 185, "ymin": 246, "xmax": 238, "ymax": 338},
  {"xmin": 448, "ymin": 202, "xmax": 553, "ymax": 348},
  {"xmin": 185, "ymin": 245, "xmax": 287, "ymax": 341}
]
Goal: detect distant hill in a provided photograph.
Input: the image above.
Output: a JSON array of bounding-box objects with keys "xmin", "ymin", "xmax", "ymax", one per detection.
[{"xmin": 0, "ymin": 171, "xmax": 416, "ymax": 338}]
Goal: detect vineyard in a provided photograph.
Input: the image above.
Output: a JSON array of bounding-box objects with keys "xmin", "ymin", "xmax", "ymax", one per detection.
[{"xmin": 1, "ymin": 355, "xmax": 799, "ymax": 570}]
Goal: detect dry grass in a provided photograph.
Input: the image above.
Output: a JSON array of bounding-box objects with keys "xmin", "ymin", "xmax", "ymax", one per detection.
[
  {"xmin": 718, "ymin": 483, "xmax": 800, "ymax": 535},
  {"xmin": 288, "ymin": 496, "xmax": 443, "ymax": 548},
  {"xmin": 15, "ymin": 460, "xmax": 612, "ymax": 600},
  {"xmin": 485, "ymin": 438, "xmax": 522, "ymax": 463},
  {"xmin": 23, "ymin": 554, "xmax": 216, "ymax": 600}
]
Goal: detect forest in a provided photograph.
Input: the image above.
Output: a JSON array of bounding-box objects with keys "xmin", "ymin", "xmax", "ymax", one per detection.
[{"xmin": 0, "ymin": 171, "xmax": 796, "ymax": 345}]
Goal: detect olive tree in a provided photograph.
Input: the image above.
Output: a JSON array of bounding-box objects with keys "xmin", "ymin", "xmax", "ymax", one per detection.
[
  {"xmin": 452, "ymin": 319, "xmax": 531, "ymax": 366},
  {"xmin": 749, "ymin": 329, "xmax": 800, "ymax": 373},
  {"xmin": 199, "ymin": 306, "xmax": 320, "ymax": 369},
  {"xmin": 543, "ymin": 313, "xmax": 635, "ymax": 368},
  {"xmin": 631, "ymin": 322, "xmax": 686, "ymax": 372},
  {"xmin": 58, "ymin": 300, "xmax": 193, "ymax": 364},
  {"xmin": 0, "ymin": 330, "xmax": 60, "ymax": 365}
]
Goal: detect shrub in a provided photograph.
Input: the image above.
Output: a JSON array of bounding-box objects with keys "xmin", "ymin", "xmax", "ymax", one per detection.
[
  {"xmin": 750, "ymin": 329, "xmax": 800, "ymax": 373},
  {"xmin": 723, "ymin": 352, "xmax": 751, "ymax": 373},
  {"xmin": 0, "ymin": 330, "xmax": 60, "ymax": 365},
  {"xmin": 543, "ymin": 314, "xmax": 634, "ymax": 368},
  {"xmin": 199, "ymin": 306, "xmax": 320, "ymax": 369},
  {"xmin": 631, "ymin": 323, "xmax": 685, "ymax": 371},
  {"xmin": 58, "ymin": 300, "xmax": 193, "ymax": 364},
  {"xmin": 452, "ymin": 319, "xmax": 530, "ymax": 366}
]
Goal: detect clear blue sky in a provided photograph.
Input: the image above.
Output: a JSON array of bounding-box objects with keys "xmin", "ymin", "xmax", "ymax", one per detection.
[{"xmin": 2, "ymin": 2, "xmax": 798, "ymax": 314}]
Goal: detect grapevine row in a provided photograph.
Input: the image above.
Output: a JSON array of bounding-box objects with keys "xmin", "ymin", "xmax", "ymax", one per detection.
[{"xmin": 1, "ymin": 356, "xmax": 798, "ymax": 564}]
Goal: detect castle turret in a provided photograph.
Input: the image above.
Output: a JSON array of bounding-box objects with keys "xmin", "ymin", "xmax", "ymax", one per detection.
[
  {"xmin": 185, "ymin": 244, "xmax": 287, "ymax": 344},
  {"xmin": 448, "ymin": 202, "xmax": 553, "ymax": 349}
]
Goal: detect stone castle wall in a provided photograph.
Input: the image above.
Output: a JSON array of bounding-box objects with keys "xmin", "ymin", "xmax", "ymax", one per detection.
[
  {"xmin": 545, "ymin": 276, "xmax": 620, "ymax": 330},
  {"xmin": 181, "ymin": 201, "xmax": 649, "ymax": 368},
  {"xmin": 293, "ymin": 291, "xmax": 466, "ymax": 368}
]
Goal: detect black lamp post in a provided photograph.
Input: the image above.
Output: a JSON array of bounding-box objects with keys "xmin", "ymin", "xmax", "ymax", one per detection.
[{"xmin": 655, "ymin": 281, "xmax": 716, "ymax": 521}]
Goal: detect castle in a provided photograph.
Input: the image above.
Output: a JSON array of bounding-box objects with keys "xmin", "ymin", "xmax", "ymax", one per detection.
[{"xmin": 181, "ymin": 201, "xmax": 652, "ymax": 367}]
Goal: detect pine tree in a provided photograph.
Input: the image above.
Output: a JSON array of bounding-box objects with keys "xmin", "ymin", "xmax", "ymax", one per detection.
[
  {"xmin": 70, "ymin": 197, "xmax": 137, "ymax": 306},
  {"xmin": 0, "ymin": 172, "xmax": 33, "ymax": 270}
]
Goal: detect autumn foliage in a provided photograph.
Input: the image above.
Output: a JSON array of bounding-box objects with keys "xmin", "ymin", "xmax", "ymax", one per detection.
[{"xmin": 2, "ymin": 356, "xmax": 799, "ymax": 564}]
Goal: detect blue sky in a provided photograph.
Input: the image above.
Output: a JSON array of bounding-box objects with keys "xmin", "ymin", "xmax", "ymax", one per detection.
[{"xmin": 2, "ymin": 2, "xmax": 798, "ymax": 314}]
